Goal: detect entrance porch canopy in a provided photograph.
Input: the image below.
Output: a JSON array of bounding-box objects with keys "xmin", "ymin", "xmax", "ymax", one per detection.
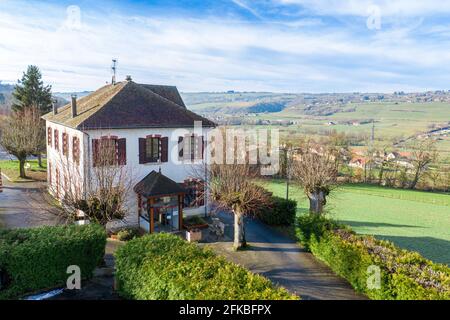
[{"xmin": 134, "ymin": 171, "xmax": 186, "ymax": 233}]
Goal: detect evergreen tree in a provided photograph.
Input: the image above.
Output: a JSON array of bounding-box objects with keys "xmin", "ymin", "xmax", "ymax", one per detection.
[{"xmin": 12, "ymin": 65, "xmax": 52, "ymax": 114}]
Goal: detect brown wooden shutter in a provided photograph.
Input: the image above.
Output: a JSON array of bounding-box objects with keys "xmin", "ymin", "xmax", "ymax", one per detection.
[
  {"xmin": 54, "ymin": 130, "xmax": 59, "ymax": 151},
  {"xmin": 139, "ymin": 138, "xmax": 146, "ymax": 164},
  {"xmin": 161, "ymin": 137, "xmax": 169, "ymax": 163},
  {"xmin": 72, "ymin": 137, "xmax": 80, "ymax": 164},
  {"xmin": 118, "ymin": 138, "xmax": 127, "ymax": 165},
  {"xmin": 47, "ymin": 127, "xmax": 52, "ymax": 146},
  {"xmin": 178, "ymin": 136, "xmax": 184, "ymax": 160},
  {"xmin": 92, "ymin": 139, "xmax": 99, "ymax": 167},
  {"xmin": 62, "ymin": 133, "xmax": 68, "ymax": 156}
]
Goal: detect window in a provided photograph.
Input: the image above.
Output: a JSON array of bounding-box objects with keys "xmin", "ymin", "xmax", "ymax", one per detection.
[
  {"xmin": 146, "ymin": 137, "xmax": 160, "ymax": 162},
  {"xmin": 139, "ymin": 136, "xmax": 168, "ymax": 164},
  {"xmin": 47, "ymin": 127, "xmax": 52, "ymax": 146},
  {"xmin": 62, "ymin": 133, "xmax": 69, "ymax": 156},
  {"xmin": 54, "ymin": 129, "xmax": 59, "ymax": 151},
  {"xmin": 178, "ymin": 135, "xmax": 204, "ymax": 161},
  {"xmin": 92, "ymin": 136, "xmax": 126, "ymax": 167},
  {"xmin": 183, "ymin": 179, "xmax": 205, "ymax": 208},
  {"xmin": 72, "ymin": 137, "xmax": 80, "ymax": 164}
]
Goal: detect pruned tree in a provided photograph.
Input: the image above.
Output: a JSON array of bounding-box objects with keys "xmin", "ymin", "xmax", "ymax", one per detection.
[
  {"xmin": 292, "ymin": 140, "xmax": 340, "ymax": 214},
  {"xmin": 0, "ymin": 107, "xmax": 43, "ymax": 178},
  {"xmin": 409, "ymin": 140, "xmax": 438, "ymax": 190},
  {"xmin": 207, "ymin": 163, "xmax": 272, "ymax": 250},
  {"xmin": 49, "ymin": 137, "xmax": 134, "ymax": 227}
]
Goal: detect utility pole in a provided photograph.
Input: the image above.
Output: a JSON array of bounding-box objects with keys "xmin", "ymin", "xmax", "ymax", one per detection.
[
  {"xmin": 281, "ymin": 145, "xmax": 294, "ymax": 201},
  {"xmin": 285, "ymin": 147, "xmax": 290, "ymax": 201},
  {"xmin": 111, "ymin": 59, "xmax": 118, "ymax": 85}
]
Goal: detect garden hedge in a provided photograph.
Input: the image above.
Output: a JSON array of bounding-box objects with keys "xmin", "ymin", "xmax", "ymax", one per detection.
[
  {"xmin": 0, "ymin": 224, "xmax": 107, "ymax": 299},
  {"xmin": 115, "ymin": 233, "xmax": 298, "ymax": 300},
  {"xmin": 296, "ymin": 214, "xmax": 450, "ymax": 300},
  {"xmin": 258, "ymin": 196, "xmax": 297, "ymax": 226}
]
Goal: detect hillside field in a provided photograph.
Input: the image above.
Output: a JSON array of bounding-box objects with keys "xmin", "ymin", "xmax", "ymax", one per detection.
[{"xmin": 261, "ymin": 180, "xmax": 450, "ymax": 266}]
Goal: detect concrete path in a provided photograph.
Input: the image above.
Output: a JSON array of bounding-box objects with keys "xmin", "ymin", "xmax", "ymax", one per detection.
[
  {"xmin": 0, "ymin": 179, "xmax": 62, "ymax": 229},
  {"xmin": 51, "ymin": 239, "xmax": 123, "ymax": 300},
  {"xmin": 206, "ymin": 212, "xmax": 367, "ymax": 300}
]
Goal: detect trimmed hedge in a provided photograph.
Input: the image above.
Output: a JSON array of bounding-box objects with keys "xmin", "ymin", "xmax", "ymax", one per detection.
[
  {"xmin": 115, "ymin": 233, "xmax": 298, "ymax": 300},
  {"xmin": 296, "ymin": 214, "xmax": 450, "ymax": 300},
  {"xmin": 0, "ymin": 224, "xmax": 107, "ymax": 299},
  {"xmin": 258, "ymin": 196, "xmax": 297, "ymax": 226}
]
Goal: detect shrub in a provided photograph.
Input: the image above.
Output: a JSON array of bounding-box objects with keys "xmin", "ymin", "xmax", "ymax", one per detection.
[
  {"xmin": 116, "ymin": 228, "xmax": 139, "ymax": 242},
  {"xmin": 183, "ymin": 216, "xmax": 207, "ymax": 227},
  {"xmin": 115, "ymin": 233, "xmax": 298, "ymax": 300},
  {"xmin": 0, "ymin": 224, "xmax": 106, "ymax": 299},
  {"xmin": 296, "ymin": 214, "xmax": 450, "ymax": 300},
  {"xmin": 259, "ymin": 196, "xmax": 297, "ymax": 226}
]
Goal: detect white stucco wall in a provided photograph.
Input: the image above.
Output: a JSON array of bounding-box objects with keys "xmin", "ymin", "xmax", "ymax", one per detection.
[
  {"xmin": 46, "ymin": 121, "xmax": 86, "ymax": 200},
  {"xmin": 46, "ymin": 122, "xmax": 212, "ymax": 229}
]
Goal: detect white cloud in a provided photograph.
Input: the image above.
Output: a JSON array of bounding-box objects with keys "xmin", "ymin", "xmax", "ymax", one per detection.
[
  {"xmin": 277, "ymin": 0, "xmax": 450, "ymax": 17},
  {"xmin": 0, "ymin": 0, "xmax": 450, "ymax": 93}
]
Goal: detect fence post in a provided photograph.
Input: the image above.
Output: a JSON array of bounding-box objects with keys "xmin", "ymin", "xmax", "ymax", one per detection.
[{"xmin": 0, "ymin": 168, "xmax": 3, "ymax": 193}]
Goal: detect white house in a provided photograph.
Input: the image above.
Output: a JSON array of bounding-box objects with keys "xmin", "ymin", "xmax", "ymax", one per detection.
[{"xmin": 42, "ymin": 79, "xmax": 216, "ymax": 233}]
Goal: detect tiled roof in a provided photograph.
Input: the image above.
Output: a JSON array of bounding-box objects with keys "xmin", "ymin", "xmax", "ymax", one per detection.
[
  {"xmin": 134, "ymin": 170, "xmax": 186, "ymax": 197},
  {"xmin": 42, "ymin": 81, "xmax": 215, "ymax": 130}
]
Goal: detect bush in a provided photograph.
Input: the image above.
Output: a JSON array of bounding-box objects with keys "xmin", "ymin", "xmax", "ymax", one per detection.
[
  {"xmin": 259, "ymin": 196, "xmax": 297, "ymax": 226},
  {"xmin": 116, "ymin": 228, "xmax": 139, "ymax": 242},
  {"xmin": 115, "ymin": 233, "xmax": 298, "ymax": 300},
  {"xmin": 0, "ymin": 224, "xmax": 106, "ymax": 299},
  {"xmin": 183, "ymin": 216, "xmax": 207, "ymax": 227},
  {"xmin": 296, "ymin": 214, "xmax": 450, "ymax": 300}
]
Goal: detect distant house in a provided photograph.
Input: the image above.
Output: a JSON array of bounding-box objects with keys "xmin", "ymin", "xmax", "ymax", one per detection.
[
  {"xmin": 348, "ymin": 157, "xmax": 367, "ymax": 169},
  {"xmin": 43, "ymin": 80, "xmax": 216, "ymax": 233},
  {"xmin": 385, "ymin": 151, "xmax": 413, "ymax": 168}
]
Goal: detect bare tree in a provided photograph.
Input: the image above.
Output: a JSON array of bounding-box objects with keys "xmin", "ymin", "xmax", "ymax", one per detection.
[
  {"xmin": 49, "ymin": 137, "xmax": 134, "ymax": 227},
  {"xmin": 409, "ymin": 140, "xmax": 438, "ymax": 190},
  {"xmin": 207, "ymin": 163, "xmax": 272, "ymax": 250},
  {"xmin": 0, "ymin": 107, "xmax": 43, "ymax": 178},
  {"xmin": 292, "ymin": 140, "xmax": 340, "ymax": 214}
]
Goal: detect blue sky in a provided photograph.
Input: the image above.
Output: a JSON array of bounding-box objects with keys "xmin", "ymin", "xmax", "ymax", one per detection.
[{"xmin": 1, "ymin": 0, "xmax": 450, "ymax": 93}]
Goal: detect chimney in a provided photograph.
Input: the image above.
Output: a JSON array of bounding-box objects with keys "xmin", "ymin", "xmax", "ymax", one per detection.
[
  {"xmin": 52, "ymin": 100, "xmax": 58, "ymax": 115},
  {"xmin": 71, "ymin": 94, "xmax": 77, "ymax": 118}
]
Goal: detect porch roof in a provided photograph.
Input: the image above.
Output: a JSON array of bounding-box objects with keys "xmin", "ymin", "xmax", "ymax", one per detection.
[{"xmin": 134, "ymin": 171, "xmax": 186, "ymax": 198}]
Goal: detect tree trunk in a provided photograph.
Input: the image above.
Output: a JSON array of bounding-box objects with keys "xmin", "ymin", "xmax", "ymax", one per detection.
[
  {"xmin": 378, "ymin": 163, "xmax": 385, "ymax": 185},
  {"xmin": 410, "ymin": 169, "xmax": 421, "ymax": 189},
  {"xmin": 308, "ymin": 190, "xmax": 326, "ymax": 214},
  {"xmin": 233, "ymin": 210, "xmax": 247, "ymax": 250},
  {"xmin": 37, "ymin": 154, "xmax": 43, "ymax": 168},
  {"xmin": 19, "ymin": 158, "xmax": 26, "ymax": 178}
]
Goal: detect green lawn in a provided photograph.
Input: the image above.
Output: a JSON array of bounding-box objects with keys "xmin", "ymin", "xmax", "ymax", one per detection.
[
  {"xmin": 262, "ymin": 180, "xmax": 450, "ymax": 266},
  {"xmin": 0, "ymin": 159, "xmax": 47, "ymax": 182}
]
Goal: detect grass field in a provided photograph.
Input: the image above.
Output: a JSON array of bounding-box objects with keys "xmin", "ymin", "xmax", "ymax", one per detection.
[
  {"xmin": 261, "ymin": 180, "xmax": 450, "ymax": 266},
  {"xmin": 0, "ymin": 159, "xmax": 47, "ymax": 182}
]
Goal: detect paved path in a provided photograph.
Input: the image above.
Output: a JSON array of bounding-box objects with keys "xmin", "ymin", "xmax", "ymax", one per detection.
[
  {"xmin": 206, "ymin": 212, "xmax": 367, "ymax": 300},
  {"xmin": 0, "ymin": 179, "xmax": 62, "ymax": 229},
  {"xmin": 51, "ymin": 240, "xmax": 123, "ymax": 300}
]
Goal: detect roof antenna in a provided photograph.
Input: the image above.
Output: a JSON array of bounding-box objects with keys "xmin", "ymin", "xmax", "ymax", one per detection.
[{"xmin": 111, "ymin": 58, "xmax": 118, "ymax": 85}]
